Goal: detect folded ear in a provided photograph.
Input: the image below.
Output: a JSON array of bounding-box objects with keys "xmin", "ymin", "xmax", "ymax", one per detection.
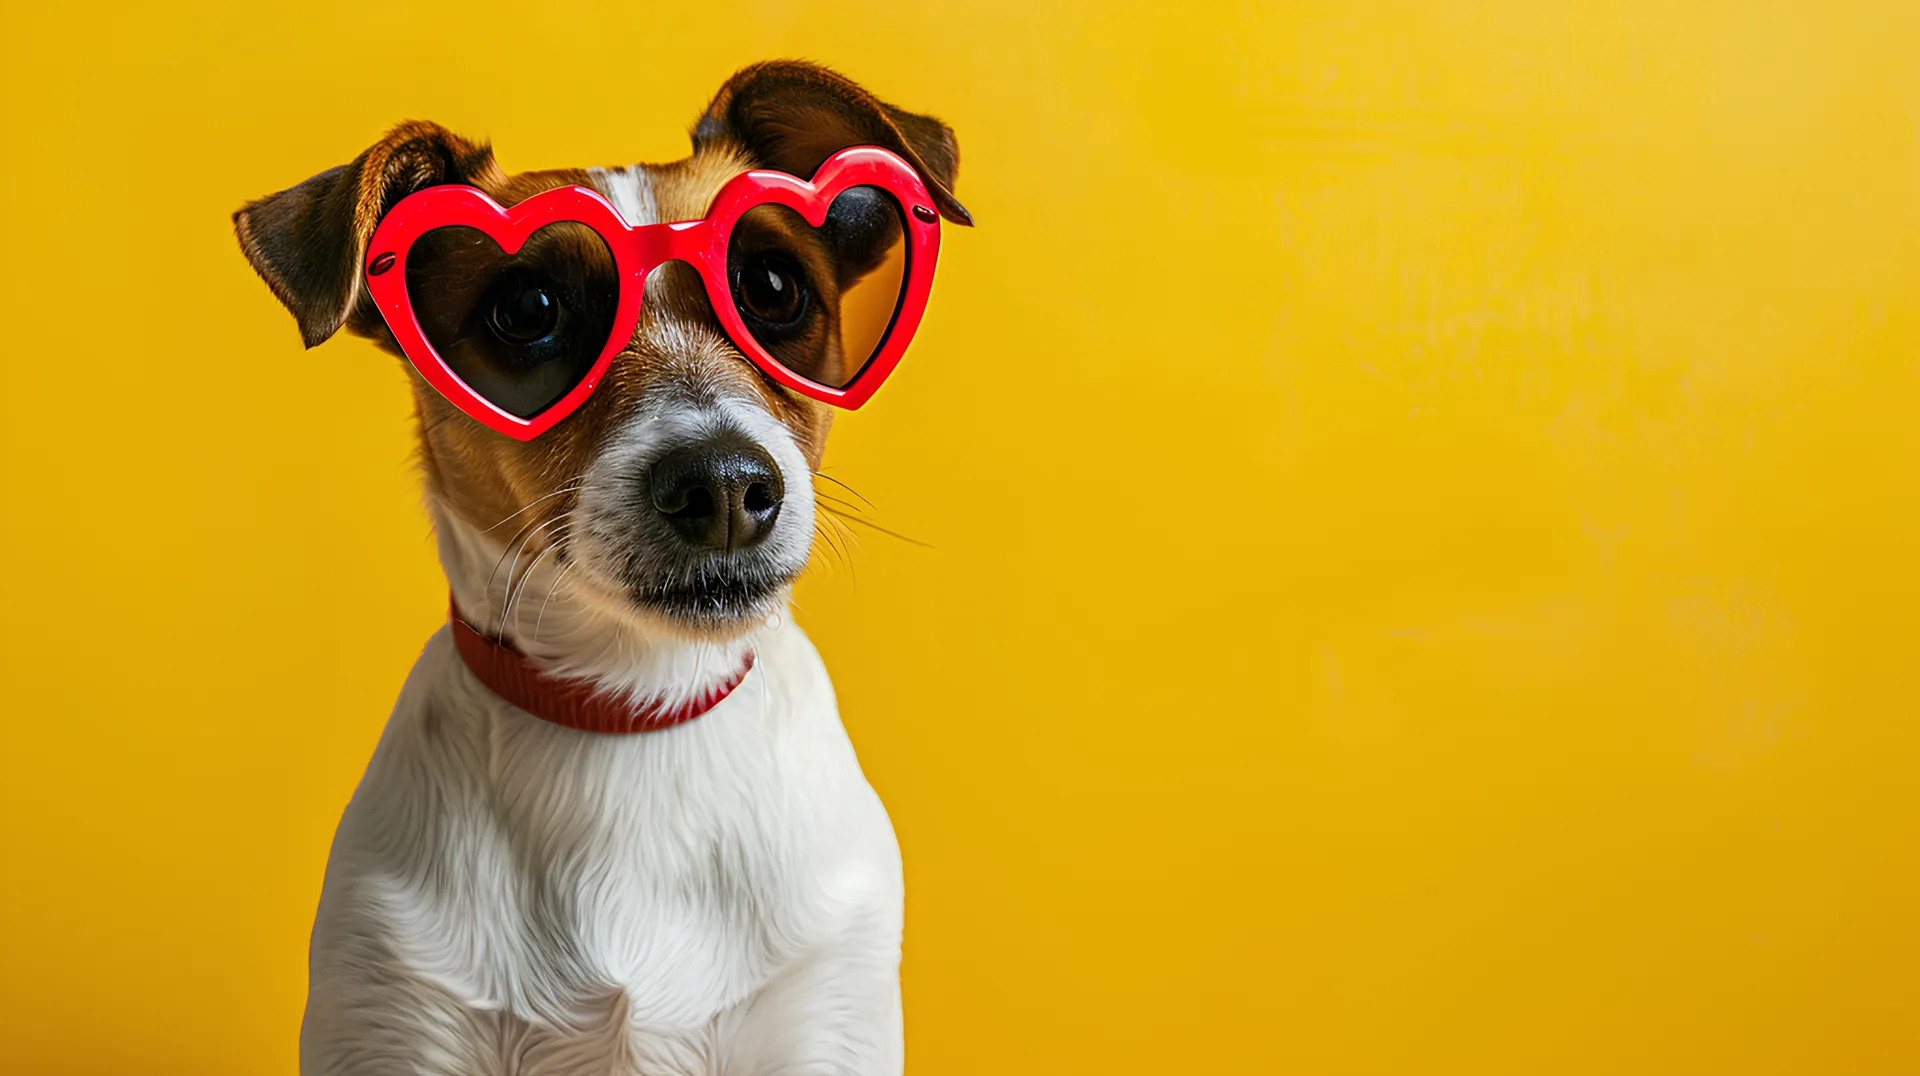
[
  {"xmin": 233, "ymin": 121, "xmax": 500, "ymax": 348},
  {"xmin": 693, "ymin": 61, "xmax": 973, "ymax": 227}
]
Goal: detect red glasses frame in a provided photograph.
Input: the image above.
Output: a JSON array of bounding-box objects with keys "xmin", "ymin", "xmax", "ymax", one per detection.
[{"xmin": 362, "ymin": 146, "xmax": 943, "ymax": 441}]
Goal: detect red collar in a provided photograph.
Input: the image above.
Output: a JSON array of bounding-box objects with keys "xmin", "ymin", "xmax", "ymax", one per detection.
[{"xmin": 449, "ymin": 598, "xmax": 753, "ymax": 734}]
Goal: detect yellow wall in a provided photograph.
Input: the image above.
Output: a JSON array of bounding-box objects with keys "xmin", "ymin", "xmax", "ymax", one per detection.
[{"xmin": 3, "ymin": 2, "xmax": 1916, "ymax": 1072}]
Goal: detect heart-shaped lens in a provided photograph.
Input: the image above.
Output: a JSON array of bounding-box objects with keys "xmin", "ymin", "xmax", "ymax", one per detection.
[
  {"xmin": 405, "ymin": 221, "xmax": 620, "ymax": 419},
  {"xmin": 727, "ymin": 185, "xmax": 908, "ymax": 390}
]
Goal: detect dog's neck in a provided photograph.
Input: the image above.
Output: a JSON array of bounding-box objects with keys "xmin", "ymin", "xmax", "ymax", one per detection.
[{"xmin": 431, "ymin": 498, "xmax": 763, "ymax": 710}]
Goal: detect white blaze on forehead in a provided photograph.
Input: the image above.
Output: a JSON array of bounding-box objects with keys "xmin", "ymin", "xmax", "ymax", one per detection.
[{"xmin": 587, "ymin": 164, "xmax": 658, "ymax": 227}]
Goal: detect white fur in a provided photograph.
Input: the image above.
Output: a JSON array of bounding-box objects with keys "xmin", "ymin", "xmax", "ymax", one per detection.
[
  {"xmin": 301, "ymin": 370, "xmax": 903, "ymax": 1069},
  {"xmin": 589, "ymin": 164, "xmax": 660, "ymax": 230}
]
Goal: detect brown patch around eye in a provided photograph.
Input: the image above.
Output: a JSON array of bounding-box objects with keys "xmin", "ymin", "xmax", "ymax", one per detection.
[
  {"xmin": 727, "ymin": 206, "xmax": 846, "ymax": 387},
  {"xmin": 404, "ymin": 218, "xmax": 620, "ymax": 421}
]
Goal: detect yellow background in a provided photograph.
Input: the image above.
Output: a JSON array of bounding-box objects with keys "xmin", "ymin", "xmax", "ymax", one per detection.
[{"xmin": 3, "ymin": 1, "xmax": 1917, "ymax": 1072}]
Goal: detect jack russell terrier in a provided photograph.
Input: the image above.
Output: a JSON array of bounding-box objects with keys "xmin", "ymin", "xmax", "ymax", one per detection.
[{"xmin": 233, "ymin": 60, "xmax": 969, "ymax": 1074}]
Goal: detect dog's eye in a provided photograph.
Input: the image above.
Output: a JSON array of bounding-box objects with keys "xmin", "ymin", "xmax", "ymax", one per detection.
[
  {"xmin": 733, "ymin": 252, "xmax": 809, "ymax": 327},
  {"xmin": 485, "ymin": 269, "xmax": 562, "ymax": 344},
  {"xmin": 407, "ymin": 221, "xmax": 617, "ymax": 419}
]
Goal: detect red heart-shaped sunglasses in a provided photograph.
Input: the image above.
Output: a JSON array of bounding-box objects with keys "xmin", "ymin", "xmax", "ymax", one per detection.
[{"xmin": 363, "ymin": 146, "xmax": 944, "ymax": 441}]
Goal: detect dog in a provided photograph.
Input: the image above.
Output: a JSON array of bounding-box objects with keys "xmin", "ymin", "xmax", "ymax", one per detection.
[{"xmin": 233, "ymin": 61, "xmax": 967, "ymax": 1074}]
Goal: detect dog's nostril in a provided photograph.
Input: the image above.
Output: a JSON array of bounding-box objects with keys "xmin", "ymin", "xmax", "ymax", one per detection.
[
  {"xmin": 743, "ymin": 482, "xmax": 776, "ymax": 516},
  {"xmin": 648, "ymin": 437, "xmax": 784, "ymax": 552},
  {"xmin": 666, "ymin": 486, "xmax": 716, "ymax": 520}
]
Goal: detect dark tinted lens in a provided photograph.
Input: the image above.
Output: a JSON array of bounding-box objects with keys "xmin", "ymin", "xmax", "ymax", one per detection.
[
  {"xmin": 405, "ymin": 221, "xmax": 619, "ymax": 418},
  {"xmin": 727, "ymin": 185, "xmax": 908, "ymax": 389}
]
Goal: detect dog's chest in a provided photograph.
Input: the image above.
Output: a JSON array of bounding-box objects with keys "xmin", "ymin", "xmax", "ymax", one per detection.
[{"xmin": 315, "ymin": 626, "xmax": 899, "ymax": 1056}]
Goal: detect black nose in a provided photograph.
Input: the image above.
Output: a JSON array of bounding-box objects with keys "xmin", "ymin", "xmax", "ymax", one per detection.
[{"xmin": 648, "ymin": 436, "xmax": 784, "ymax": 552}]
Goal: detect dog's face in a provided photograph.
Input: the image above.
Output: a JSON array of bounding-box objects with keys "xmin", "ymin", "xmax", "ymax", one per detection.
[{"xmin": 235, "ymin": 63, "xmax": 967, "ymax": 640}]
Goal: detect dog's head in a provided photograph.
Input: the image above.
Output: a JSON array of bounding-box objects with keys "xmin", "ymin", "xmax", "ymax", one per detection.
[{"xmin": 234, "ymin": 62, "xmax": 966, "ymax": 646}]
